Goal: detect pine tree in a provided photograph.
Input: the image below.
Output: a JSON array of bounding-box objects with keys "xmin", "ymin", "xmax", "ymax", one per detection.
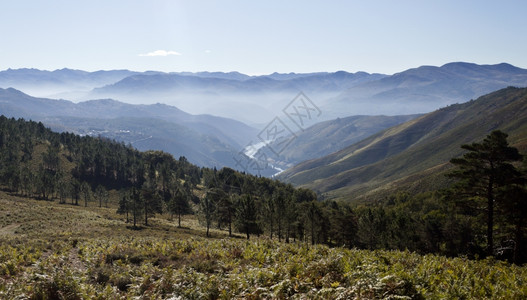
[
  {"xmin": 131, "ymin": 187, "xmax": 143, "ymax": 228},
  {"xmin": 168, "ymin": 183, "xmax": 191, "ymax": 228},
  {"xmin": 448, "ymin": 130, "xmax": 522, "ymax": 256}
]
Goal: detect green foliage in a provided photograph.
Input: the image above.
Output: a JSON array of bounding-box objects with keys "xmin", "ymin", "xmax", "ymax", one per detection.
[{"xmin": 2, "ymin": 237, "xmax": 526, "ymax": 299}]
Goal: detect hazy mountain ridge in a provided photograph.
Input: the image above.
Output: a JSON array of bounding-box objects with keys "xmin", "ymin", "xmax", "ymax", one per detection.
[
  {"xmin": 85, "ymin": 70, "xmax": 387, "ymax": 124},
  {"xmin": 86, "ymin": 62, "xmax": 527, "ymax": 122},
  {"xmin": 0, "ymin": 68, "xmax": 137, "ymax": 98},
  {"xmin": 92, "ymin": 70, "xmax": 385, "ymax": 94},
  {"xmin": 3, "ymin": 62, "xmax": 526, "ymax": 124},
  {"xmin": 278, "ymin": 87, "xmax": 527, "ymax": 201},
  {"xmin": 325, "ymin": 62, "xmax": 527, "ymax": 117}
]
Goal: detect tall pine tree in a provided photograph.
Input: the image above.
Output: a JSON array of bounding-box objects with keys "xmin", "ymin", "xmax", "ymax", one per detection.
[{"xmin": 448, "ymin": 130, "xmax": 522, "ymax": 256}]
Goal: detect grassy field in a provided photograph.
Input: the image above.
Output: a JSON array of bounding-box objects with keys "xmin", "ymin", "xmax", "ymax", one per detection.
[{"xmin": 1, "ymin": 190, "xmax": 527, "ymax": 299}]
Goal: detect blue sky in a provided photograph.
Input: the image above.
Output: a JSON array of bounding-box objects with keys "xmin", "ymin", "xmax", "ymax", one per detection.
[{"xmin": 1, "ymin": 0, "xmax": 526, "ymax": 74}]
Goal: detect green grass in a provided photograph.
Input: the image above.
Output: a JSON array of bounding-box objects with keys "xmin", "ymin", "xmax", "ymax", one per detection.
[{"xmin": 1, "ymin": 191, "xmax": 527, "ymax": 299}]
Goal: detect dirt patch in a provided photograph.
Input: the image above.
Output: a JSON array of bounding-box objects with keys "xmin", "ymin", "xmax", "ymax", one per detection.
[{"xmin": 0, "ymin": 223, "xmax": 19, "ymax": 235}]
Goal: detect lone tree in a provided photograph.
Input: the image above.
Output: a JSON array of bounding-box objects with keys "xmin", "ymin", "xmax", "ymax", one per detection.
[{"xmin": 448, "ymin": 130, "xmax": 522, "ymax": 257}]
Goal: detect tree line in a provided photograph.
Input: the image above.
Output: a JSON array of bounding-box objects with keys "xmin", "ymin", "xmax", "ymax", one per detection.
[{"xmin": 0, "ymin": 116, "xmax": 199, "ymax": 208}]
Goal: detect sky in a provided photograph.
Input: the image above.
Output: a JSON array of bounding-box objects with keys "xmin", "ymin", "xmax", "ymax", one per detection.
[{"xmin": 1, "ymin": 0, "xmax": 527, "ymax": 75}]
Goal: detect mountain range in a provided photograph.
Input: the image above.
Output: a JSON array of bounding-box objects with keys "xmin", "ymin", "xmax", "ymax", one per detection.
[
  {"xmin": 2, "ymin": 62, "xmax": 526, "ymax": 125},
  {"xmin": 278, "ymin": 86, "xmax": 527, "ymax": 202},
  {"xmin": 321, "ymin": 62, "xmax": 527, "ymax": 118},
  {"xmin": 1, "ymin": 62, "xmax": 527, "ymax": 175}
]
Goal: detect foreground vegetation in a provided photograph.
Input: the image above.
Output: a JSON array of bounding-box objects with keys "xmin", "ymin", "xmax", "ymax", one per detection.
[
  {"xmin": 3, "ymin": 236, "xmax": 527, "ymax": 299},
  {"xmin": 1, "ymin": 192, "xmax": 526, "ymax": 299}
]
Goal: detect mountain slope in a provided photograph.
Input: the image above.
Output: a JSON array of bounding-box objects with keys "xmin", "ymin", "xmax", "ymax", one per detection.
[
  {"xmin": 257, "ymin": 114, "xmax": 420, "ymax": 169},
  {"xmin": 0, "ymin": 88, "xmax": 257, "ymax": 168},
  {"xmin": 279, "ymin": 87, "xmax": 527, "ymax": 201},
  {"xmin": 45, "ymin": 116, "xmax": 240, "ymax": 167}
]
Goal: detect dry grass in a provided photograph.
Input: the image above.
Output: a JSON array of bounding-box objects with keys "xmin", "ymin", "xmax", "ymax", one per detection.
[{"xmin": 0, "ymin": 189, "xmax": 237, "ymax": 244}]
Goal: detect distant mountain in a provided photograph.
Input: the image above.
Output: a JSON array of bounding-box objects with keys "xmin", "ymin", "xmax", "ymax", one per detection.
[
  {"xmin": 0, "ymin": 88, "xmax": 258, "ymax": 168},
  {"xmin": 278, "ymin": 87, "xmax": 527, "ymax": 202},
  {"xmin": 325, "ymin": 62, "xmax": 527, "ymax": 117},
  {"xmin": 0, "ymin": 68, "xmax": 136, "ymax": 98},
  {"xmin": 91, "ymin": 70, "xmax": 384, "ymax": 97},
  {"xmin": 175, "ymin": 71, "xmax": 251, "ymax": 81},
  {"xmin": 86, "ymin": 62, "xmax": 527, "ymax": 124},
  {"xmin": 255, "ymin": 114, "xmax": 420, "ymax": 170},
  {"xmin": 88, "ymin": 71, "xmax": 386, "ymax": 124},
  {"xmin": 5, "ymin": 63, "xmax": 524, "ymax": 125}
]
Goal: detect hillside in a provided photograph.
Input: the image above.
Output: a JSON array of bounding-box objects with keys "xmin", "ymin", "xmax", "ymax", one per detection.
[
  {"xmin": 279, "ymin": 87, "xmax": 527, "ymax": 201},
  {"xmin": 0, "ymin": 88, "xmax": 258, "ymax": 169},
  {"xmin": 1, "ymin": 191, "xmax": 526, "ymax": 299},
  {"xmin": 257, "ymin": 114, "xmax": 420, "ymax": 169},
  {"xmin": 0, "ymin": 87, "xmax": 425, "ymax": 173}
]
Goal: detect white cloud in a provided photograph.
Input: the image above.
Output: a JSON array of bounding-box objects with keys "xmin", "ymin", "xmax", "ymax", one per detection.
[{"xmin": 139, "ymin": 50, "xmax": 182, "ymax": 57}]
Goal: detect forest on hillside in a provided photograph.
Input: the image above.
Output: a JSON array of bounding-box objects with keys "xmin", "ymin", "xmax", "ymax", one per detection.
[{"xmin": 1, "ymin": 115, "xmax": 526, "ymax": 264}]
